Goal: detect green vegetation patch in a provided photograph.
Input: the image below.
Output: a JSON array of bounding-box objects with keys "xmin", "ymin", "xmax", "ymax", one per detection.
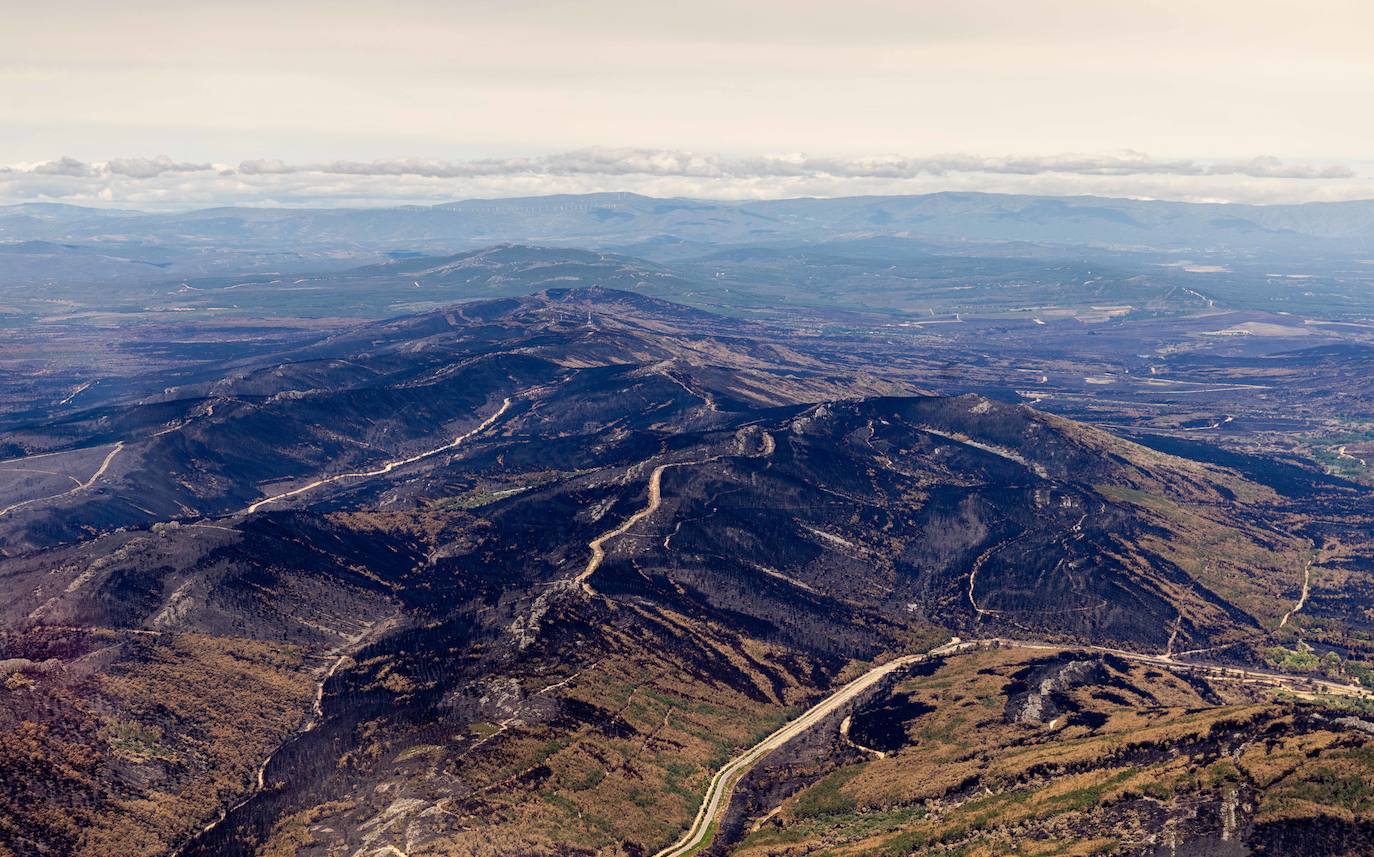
[
  {"xmin": 1267, "ymin": 646, "xmax": 1320, "ymax": 672},
  {"xmin": 793, "ymin": 765, "xmax": 863, "ymax": 818},
  {"xmin": 1283, "ymin": 766, "xmax": 1374, "ymax": 813}
]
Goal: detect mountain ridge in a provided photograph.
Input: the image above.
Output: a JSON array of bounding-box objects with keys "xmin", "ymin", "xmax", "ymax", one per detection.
[{"xmin": 3, "ymin": 286, "xmax": 1372, "ymax": 857}]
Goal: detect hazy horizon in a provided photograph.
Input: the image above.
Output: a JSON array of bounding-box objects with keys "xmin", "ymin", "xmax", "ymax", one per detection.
[
  {"xmin": 7, "ymin": 174, "xmax": 1374, "ymax": 214},
  {"xmin": 4, "ymin": 1, "xmax": 1373, "ymax": 208}
]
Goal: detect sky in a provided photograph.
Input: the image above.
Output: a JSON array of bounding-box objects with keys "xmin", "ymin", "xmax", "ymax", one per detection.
[{"xmin": 2, "ymin": 0, "xmax": 1372, "ymax": 208}]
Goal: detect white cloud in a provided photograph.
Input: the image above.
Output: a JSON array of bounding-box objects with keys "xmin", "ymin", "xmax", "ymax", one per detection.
[
  {"xmin": 0, "ymin": 149, "xmax": 1369, "ymax": 209},
  {"xmin": 1205, "ymin": 156, "xmax": 1354, "ymax": 179},
  {"xmin": 234, "ymin": 148, "xmax": 1354, "ymax": 181},
  {"xmin": 31, "ymin": 156, "xmax": 97, "ymax": 177},
  {"xmin": 105, "ymin": 156, "xmax": 214, "ymax": 179}
]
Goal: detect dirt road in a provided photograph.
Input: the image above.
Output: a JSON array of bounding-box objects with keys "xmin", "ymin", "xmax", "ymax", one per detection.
[{"xmin": 245, "ymin": 398, "xmax": 511, "ymax": 514}]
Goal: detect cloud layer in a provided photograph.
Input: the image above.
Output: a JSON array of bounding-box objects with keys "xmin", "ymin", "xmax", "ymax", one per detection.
[
  {"xmin": 0, "ymin": 149, "xmax": 1367, "ymax": 209},
  {"xmin": 233, "ymin": 150, "xmax": 1355, "ymax": 181}
]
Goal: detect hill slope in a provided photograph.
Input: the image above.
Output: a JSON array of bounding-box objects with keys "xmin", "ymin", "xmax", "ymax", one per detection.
[{"xmin": 0, "ymin": 288, "xmax": 1368, "ymax": 857}]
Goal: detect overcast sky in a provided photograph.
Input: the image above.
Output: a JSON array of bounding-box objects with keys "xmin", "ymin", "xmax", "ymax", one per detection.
[{"xmin": 3, "ymin": 0, "xmax": 1372, "ymax": 207}]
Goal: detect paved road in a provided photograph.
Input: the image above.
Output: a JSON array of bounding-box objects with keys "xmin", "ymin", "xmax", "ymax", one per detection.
[
  {"xmin": 1083, "ymin": 643, "xmax": 1368, "ymax": 698},
  {"xmin": 651, "ymin": 638, "xmax": 967, "ymax": 857},
  {"xmin": 653, "ymin": 636, "xmax": 1372, "ymax": 856}
]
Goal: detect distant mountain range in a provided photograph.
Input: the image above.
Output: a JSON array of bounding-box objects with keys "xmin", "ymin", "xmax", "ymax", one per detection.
[
  {"xmin": 6, "ymin": 192, "xmax": 1374, "ymax": 268},
  {"xmin": 7, "ymin": 192, "xmax": 1374, "ymax": 332}
]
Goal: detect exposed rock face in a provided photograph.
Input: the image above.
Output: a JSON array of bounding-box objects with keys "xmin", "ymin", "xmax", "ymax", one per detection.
[
  {"xmin": 1334, "ymin": 716, "xmax": 1374, "ymax": 736},
  {"xmin": 1005, "ymin": 655, "xmax": 1105, "ymax": 725}
]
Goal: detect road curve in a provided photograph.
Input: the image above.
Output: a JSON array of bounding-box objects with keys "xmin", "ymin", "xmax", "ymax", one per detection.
[
  {"xmin": 1278, "ymin": 558, "xmax": 1312, "ymax": 630},
  {"xmin": 575, "ymin": 456, "xmax": 719, "ymax": 596},
  {"xmin": 0, "ymin": 441, "xmax": 125, "ymax": 517},
  {"xmin": 651, "ymin": 638, "xmax": 966, "ymax": 857},
  {"xmin": 576, "ymin": 430, "xmax": 773, "ymax": 597}
]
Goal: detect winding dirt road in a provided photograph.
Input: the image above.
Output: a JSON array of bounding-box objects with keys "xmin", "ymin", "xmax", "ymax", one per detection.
[
  {"xmin": 576, "ymin": 429, "xmax": 773, "ymax": 596},
  {"xmin": 575, "ymin": 456, "xmax": 717, "ymax": 595},
  {"xmin": 1278, "ymin": 557, "xmax": 1313, "ymax": 630},
  {"xmin": 0, "ymin": 441, "xmax": 125, "ymax": 517},
  {"xmin": 244, "ymin": 398, "xmax": 511, "ymax": 514},
  {"xmin": 171, "ymin": 615, "xmax": 398, "ymax": 857}
]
